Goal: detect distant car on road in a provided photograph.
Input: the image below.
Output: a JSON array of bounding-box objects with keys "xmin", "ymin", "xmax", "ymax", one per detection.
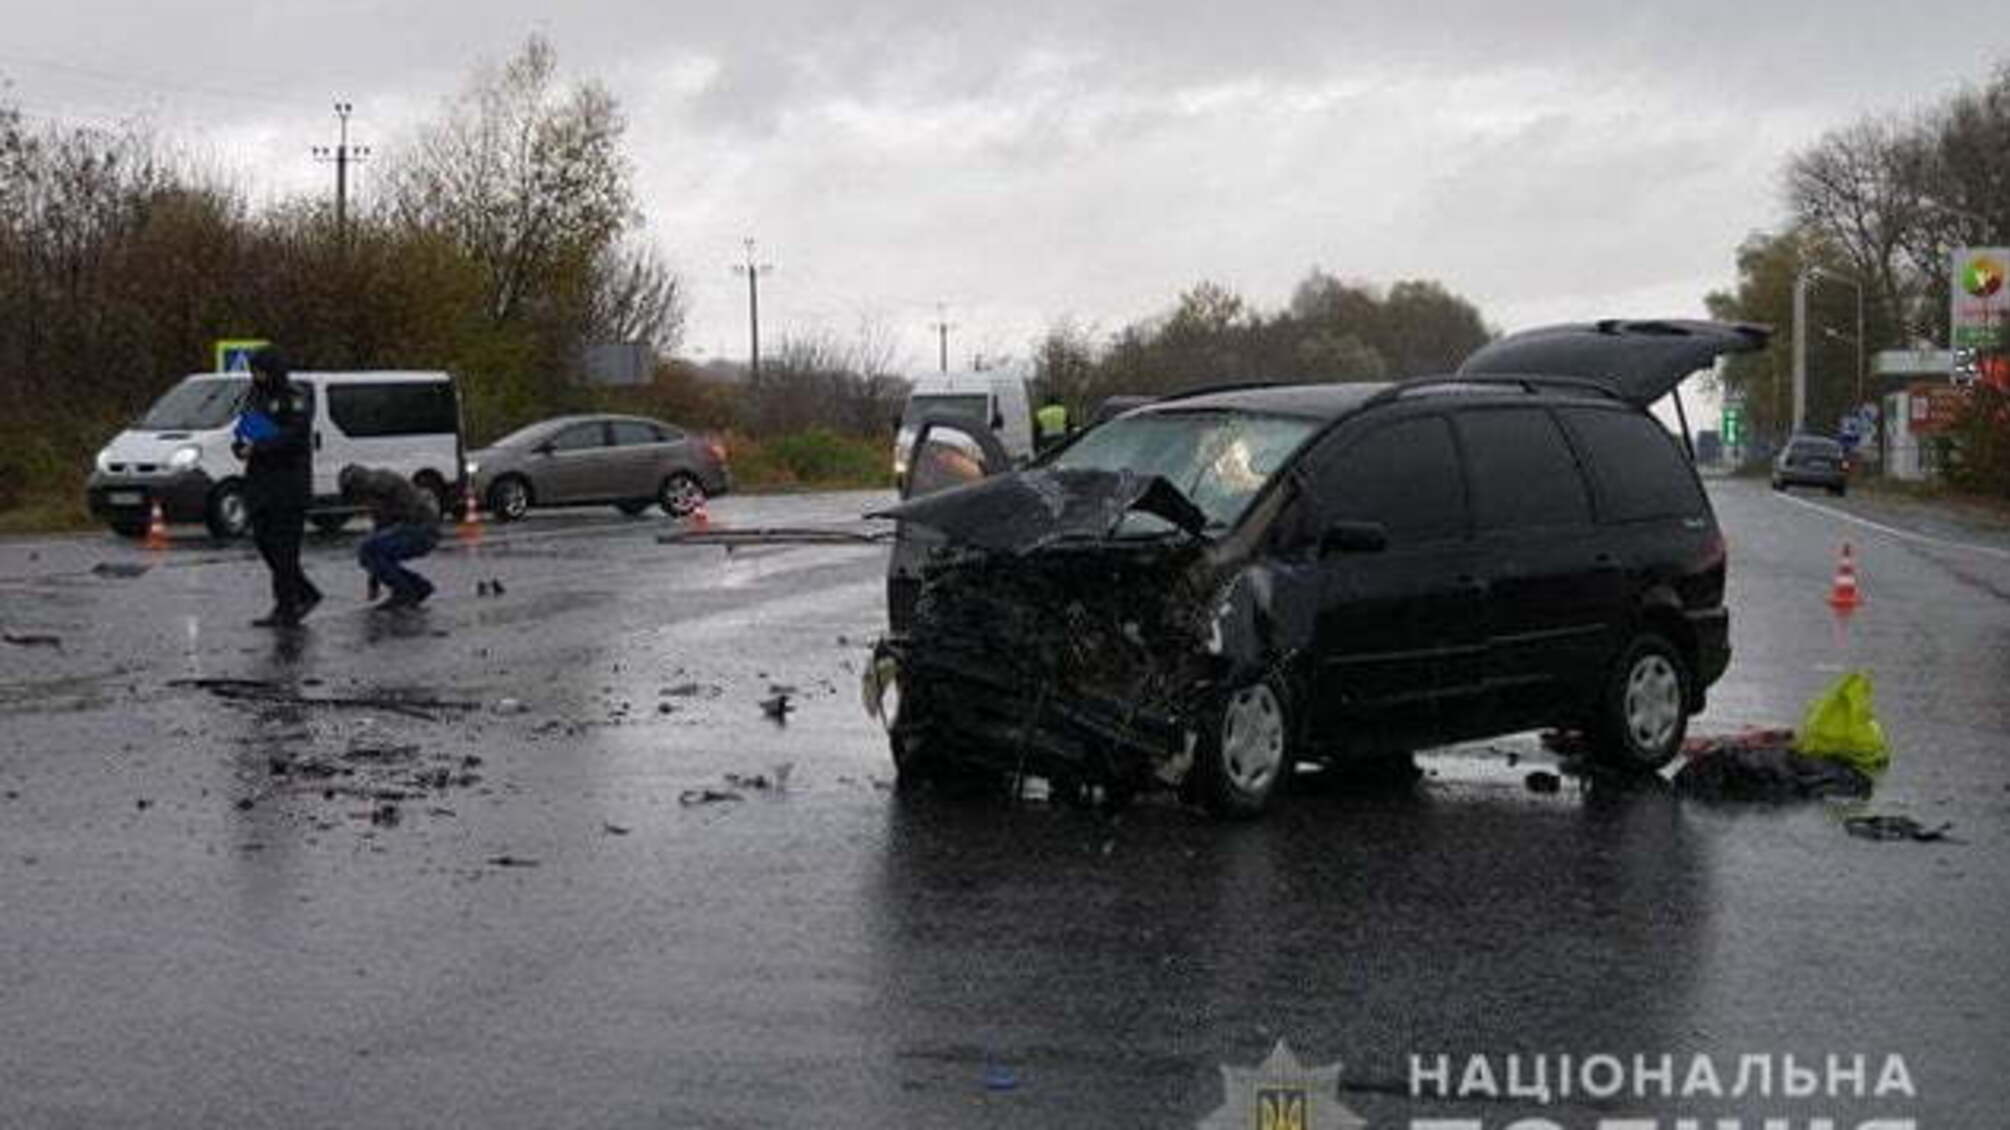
[
  {"xmin": 1771, "ymin": 434, "xmax": 1848, "ymax": 496},
  {"xmin": 466, "ymin": 414, "xmax": 730, "ymax": 521}
]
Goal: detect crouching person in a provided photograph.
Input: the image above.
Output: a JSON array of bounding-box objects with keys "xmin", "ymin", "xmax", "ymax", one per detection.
[{"xmin": 340, "ymin": 465, "xmax": 440, "ymax": 610}]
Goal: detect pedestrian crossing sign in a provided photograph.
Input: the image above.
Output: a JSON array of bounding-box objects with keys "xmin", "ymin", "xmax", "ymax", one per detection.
[{"xmin": 215, "ymin": 339, "xmax": 270, "ymax": 373}]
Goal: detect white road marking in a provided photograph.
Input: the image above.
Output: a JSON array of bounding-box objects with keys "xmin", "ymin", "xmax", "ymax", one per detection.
[{"xmin": 1770, "ymin": 491, "xmax": 2010, "ymax": 561}]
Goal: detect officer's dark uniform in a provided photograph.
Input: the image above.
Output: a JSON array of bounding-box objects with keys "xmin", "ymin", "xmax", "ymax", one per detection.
[{"xmin": 241, "ymin": 351, "xmax": 322, "ymax": 625}]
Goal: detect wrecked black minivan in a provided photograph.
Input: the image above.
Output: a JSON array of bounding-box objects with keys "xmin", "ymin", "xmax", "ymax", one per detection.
[{"xmin": 863, "ymin": 319, "xmax": 1767, "ymax": 818}]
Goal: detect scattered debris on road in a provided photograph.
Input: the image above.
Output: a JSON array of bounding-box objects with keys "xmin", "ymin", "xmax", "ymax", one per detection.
[
  {"xmin": 2, "ymin": 631, "xmax": 61, "ymax": 648},
  {"xmin": 171, "ymin": 677, "xmax": 479, "ymax": 721},
  {"xmin": 1843, "ymin": 815, "xmax": 1958, "ymax": 843},
  {"xmin": 1674, "ymin": 728, "xmax": 1874, "ymax": 803},
  {"xmin": 678, "ymin": 787, "xmax": 743, "ymax": 806},
  {"xmin": 486, "ymin": 854, "xmax": 540, "ymax": 867},
  {"xmin": 759, "ymin": 693, "xmax": 793, "ymax": 723}
]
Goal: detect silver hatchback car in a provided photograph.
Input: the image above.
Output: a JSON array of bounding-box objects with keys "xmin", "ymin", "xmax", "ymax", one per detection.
[{"xmin": 467, "ymin": 414, "xmax": 732, "ymax": 520}]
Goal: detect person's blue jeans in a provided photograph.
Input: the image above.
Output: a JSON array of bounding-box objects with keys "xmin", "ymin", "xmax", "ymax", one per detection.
[{"xmin": 358, "ymin": 523, "xmax": 438, "ymax": 603}]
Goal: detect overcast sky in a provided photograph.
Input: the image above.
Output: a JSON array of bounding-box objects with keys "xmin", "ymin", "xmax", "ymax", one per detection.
[{"xmin": 4, "ymin": 1, "xmax": 2007, "ymax": 375}]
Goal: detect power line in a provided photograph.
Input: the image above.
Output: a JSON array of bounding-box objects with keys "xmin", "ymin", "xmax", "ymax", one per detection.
[{"xmin": 0, "ymin": 50, "xmax": 317, "ymax": 114}]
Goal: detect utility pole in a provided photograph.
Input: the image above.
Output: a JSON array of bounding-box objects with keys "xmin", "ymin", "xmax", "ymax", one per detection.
[
  {"xmin": 929, "ymin": 304, "xmax": 955, "ymax": 373},
  {"xmin": 733, "ymin": 238, "xmax": 774, "ymax": 380},
  {"xmin": 311, "ymin": 102, "xmax": 369, "ymax": 244}
]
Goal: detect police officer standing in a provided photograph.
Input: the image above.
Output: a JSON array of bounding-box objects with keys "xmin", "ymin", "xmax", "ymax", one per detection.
[{"xmin": 236, "ymin": 347, "xmax": 322, "ymax": 627}]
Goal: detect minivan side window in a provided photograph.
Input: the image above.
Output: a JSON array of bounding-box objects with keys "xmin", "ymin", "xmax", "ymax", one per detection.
[
  {"xmin": 1312, "ymin": 415, "xmax": 1467, "ymax": 546},
  {"xmin": 326, "ymin": 382, "xmax": 458, "ymax": 438},
  {"xmin": 1558, "ymin": 407, "xmax": 1707, "ymax": 523},
  {"xmin": 1456, "ymin": 408, "xmax": 1592, "ymax": 531}
]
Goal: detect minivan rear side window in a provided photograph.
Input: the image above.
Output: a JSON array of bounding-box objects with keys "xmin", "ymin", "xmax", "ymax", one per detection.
[
  {"xmin": 1314, "ymin": 414, "xmax": 1466, "ymax": 545},
  {"xmin": 1559, "ymin": 407, "xmax": 1708, "ymax": 523},
  {"xmin": 1456, "ymin": 408, "xmax": 1592, "ymax": 531},
  {"xmin": 326, "ymin": 381, "xmax": 458, "ymax": 438}
]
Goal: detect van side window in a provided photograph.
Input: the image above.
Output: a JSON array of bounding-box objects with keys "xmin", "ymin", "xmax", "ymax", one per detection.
[
  {"xmin": 1558, "ymin": 407, "xmax": 1708, "ymax": 522},
  {"xmin": 1310, "ymin": 415, "xmax": 1466, "ymax": 546},
  {"xmin": 1456, "ymin": 408, "xmax": 1592, "ymax": 531},
  {"xmin": 326, "ymin": 382, "xmax": 457, "ymax": 438}
]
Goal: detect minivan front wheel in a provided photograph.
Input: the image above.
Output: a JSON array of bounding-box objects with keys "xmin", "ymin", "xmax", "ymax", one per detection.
[
  {"xmin": 1592, "ymin": 633, "xmax": 1691, "ymax": 773},
  {"xmin": 205, "ymin": 481, "xmax": 250, "ymax": 541},
  {"xmin": 1196, "ymin": 678, "xmax": 1293, "ymax": 819}
]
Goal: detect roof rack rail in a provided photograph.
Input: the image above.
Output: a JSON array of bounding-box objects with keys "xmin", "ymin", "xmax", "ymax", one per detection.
[
  {"xmin": 1145, "ymin": 380, "xmax": 1292, "ymax": 405},
  {"xmin": 1366, "ymin": 373, "xmax": 1627, "ymax": 408}
]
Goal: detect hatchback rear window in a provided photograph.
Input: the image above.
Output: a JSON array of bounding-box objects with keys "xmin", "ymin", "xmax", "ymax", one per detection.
[{"xmin": 1560, "ymin": 407, "xmax": 1708, "ymax": 523}]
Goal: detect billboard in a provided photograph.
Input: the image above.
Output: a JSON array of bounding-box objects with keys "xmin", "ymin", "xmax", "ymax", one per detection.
[{"xmin": 1950, "ymin": 247, "xmax": 2009, "ymax": 351}]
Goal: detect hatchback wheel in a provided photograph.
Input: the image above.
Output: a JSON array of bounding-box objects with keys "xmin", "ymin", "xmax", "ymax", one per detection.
[
  {"xmin": 487, "ymin": 476, "xmax": 531, "ymax": 522},
  {"xmin": 659, "ymin": 472, "xmax": 706, "ymax": 517},
  {"xmin": 1197, "ymin": 678, "xmax": 1292, "ymax": 819},
  {"xmin": 1591, "ymin": 633, "xmax": 1690, "ymax": 773}
]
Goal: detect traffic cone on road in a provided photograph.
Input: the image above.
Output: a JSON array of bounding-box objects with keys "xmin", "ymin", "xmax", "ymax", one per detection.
[
  {"xmin": 142, "ymin": 500, "xmax": 169, "ymax": 551},
  {"xmin": 1828, "ymin": 541, "xmax": 1862, "ymax": 610},
  {"xmin": 688, "ymin": 499, "xmax": 710, "ymax": 531},
  {"xmin": 457, "ymin": 481, "xmax": 484, "ymax": 544}
]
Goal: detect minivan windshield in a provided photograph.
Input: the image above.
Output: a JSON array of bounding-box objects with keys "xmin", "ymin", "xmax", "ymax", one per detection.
[
  {"xmin": 137, "ymin": 377, "xmax": 247, "ymax": 431},
  {"xmin": 1049, "ymin": 409, "xmax": 1317, "ymax": 531}
]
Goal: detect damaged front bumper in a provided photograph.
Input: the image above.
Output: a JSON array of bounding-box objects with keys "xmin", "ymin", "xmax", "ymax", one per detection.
[{"xmin": 865, "ymin": 635, "xmax": 1208, "ymax": 788}]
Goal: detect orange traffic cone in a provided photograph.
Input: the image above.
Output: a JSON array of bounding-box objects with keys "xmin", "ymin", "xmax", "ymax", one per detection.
[
  {"xmin": 457, "ymin": 480, "xmax": 484, "ymax": 544},
  {"xmin": 142, "ymin": 499, "xmax": 169, "ymax": 551},
  {"xmin": 688, "ymin": 499, "xmax": 710, "ymax": 531},
  {"xmin": 1828, "ymin": 541, "xmax": 1862, "ymax": 610}
]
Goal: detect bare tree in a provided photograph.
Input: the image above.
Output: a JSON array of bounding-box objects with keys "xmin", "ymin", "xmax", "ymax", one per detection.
[{"xmin": 585, "ymin": 236, "xmax": 687, "ymax": 356}]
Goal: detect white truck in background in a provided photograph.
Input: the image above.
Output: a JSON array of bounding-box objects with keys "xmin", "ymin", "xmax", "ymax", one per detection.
[{"xmin": 891, "ymin": 368, "xmax": 1035, "ymax": 479}]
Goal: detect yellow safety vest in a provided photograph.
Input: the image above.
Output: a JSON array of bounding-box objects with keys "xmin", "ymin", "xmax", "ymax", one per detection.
[{"xmin": 1036, "ymin": 403, "xmax": 1069, "ymax": 438}]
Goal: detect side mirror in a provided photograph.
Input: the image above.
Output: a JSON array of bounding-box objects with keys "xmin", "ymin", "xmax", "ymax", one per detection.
[
  {"xmin": 991, "ymin": 412, "xmax": 1005, "ymax": 430},
  {"xmin": 1321, "ymin": 520, "xmax": 1388, "ymax": 556}
]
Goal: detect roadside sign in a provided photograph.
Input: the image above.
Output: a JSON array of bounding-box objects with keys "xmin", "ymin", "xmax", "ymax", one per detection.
[
  {"xmin": 1721, "ymin": 405, "xmax": 1744, "ymax": 447},
  {"xmin": 213, "ymin": 338, "xmax": 269, "ymax": 373}
]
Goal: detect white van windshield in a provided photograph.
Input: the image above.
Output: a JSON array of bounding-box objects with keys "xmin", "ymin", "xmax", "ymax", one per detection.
[{"xmin": 138, "ymin": 378, "xmax": 248, "ymax": 431}]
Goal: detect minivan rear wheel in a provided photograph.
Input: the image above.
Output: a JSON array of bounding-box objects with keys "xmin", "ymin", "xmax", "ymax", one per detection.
[
  {"xmin": 1196, "ymin": 677, "xmax": 1293, "ymax": 819},
  {"xmin": 1591, "ymin": 633, "xmax": 1691, "ymax": 773}
]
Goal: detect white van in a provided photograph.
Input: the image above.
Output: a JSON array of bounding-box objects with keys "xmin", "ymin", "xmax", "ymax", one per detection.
[
  {"xmin": 891, "ymin": 368, "xmax": 1034, "ymax": 478},
  {"xmin": 87, "ymin": 371, "xmax": 464, "ymax": 540}
]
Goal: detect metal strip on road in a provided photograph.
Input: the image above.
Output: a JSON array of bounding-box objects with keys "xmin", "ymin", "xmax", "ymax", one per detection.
[{"xmin": 1770, "ymin": 491, "xmax": 2010, "ymax": 561}]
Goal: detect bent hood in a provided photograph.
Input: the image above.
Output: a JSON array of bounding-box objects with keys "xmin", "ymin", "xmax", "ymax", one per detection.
[
  {"xmin": 1457, "ymin": 319, "xmax": 1770, "ymax": 406},
  {"xmin": 869, "ymin": 467, "xmax": 1209, "ymax": 553}
]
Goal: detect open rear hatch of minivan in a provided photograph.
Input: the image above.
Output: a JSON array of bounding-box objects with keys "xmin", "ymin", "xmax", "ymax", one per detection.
[{"xmin": 1457, "ymin": 319, "xmax": 1770, "ymax": 407}]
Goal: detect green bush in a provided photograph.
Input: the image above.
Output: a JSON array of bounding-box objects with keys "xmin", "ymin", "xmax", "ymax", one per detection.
[{"xmin": 732, "ymin": 428, "xmax": 889, "ymax": 490}]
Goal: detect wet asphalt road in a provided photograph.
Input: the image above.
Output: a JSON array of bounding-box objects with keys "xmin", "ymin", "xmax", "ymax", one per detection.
[{"xmin": 2, "ymin": 480, "xmax": 2008, "ymax": 1128}]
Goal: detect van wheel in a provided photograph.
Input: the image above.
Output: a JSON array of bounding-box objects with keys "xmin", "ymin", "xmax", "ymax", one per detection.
[
  {"xmin": 1196, "ymin": 677, "xmax": 1293, "ymax": 819},
  {"xmin": 659, "ymin": 472, "xmax": 706, "ymax": 517},
  {"xmin": 1590, "ymin": 633, "xmax": 1690, "ymax": 773},
  {"xmin": 205, "ymin": 481, "xmax": 250, "ymax": 541},
  {"xmin": 487, "ymin": 476, "xmax": 531, "ymax": 522},
  {"xmin": 310, "ymin": 513, "xmax": 350, "ymax": 534}
]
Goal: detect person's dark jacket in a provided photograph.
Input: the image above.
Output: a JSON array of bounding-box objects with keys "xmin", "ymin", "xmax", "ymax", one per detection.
[
  {"xmin": 239, "ymin": 379, "xmax": 314, "ymax": 512},
  {"xmin": 343, "ymin": 467, "xmax": 441, "ymax": 530}
]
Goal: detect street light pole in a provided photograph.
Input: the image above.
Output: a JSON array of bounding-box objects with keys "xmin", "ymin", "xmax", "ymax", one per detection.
[{"xmin": 1792, "ymin": 265, "xmax": 1864, "ymax": 434}]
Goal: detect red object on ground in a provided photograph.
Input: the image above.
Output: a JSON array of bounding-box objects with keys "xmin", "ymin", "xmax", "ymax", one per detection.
[{"xmin": 1828, "ymin": 541, "xmax": 1862, "ymax": 610}]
